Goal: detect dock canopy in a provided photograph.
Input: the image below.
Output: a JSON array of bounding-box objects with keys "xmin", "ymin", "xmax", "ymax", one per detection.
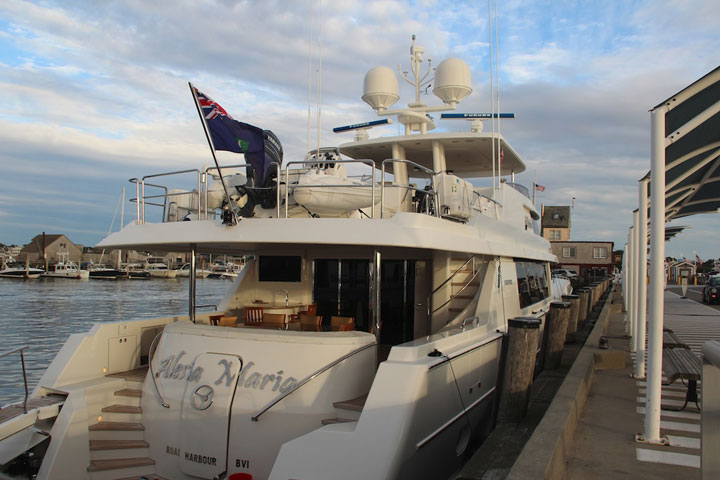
[{"xmin": 653, "ymin": 66, "xmax": 720, "ymax": 221}]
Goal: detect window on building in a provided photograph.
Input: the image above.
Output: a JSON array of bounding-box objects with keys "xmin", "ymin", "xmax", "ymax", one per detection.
[
  {"xmin": 562, "ymin": 247, "xmax": 576, "ymax": 258},
  {"xmin": 549, "ymin": 230, "xmax": 561, "ymax": 240},
  {"xmin": 593, "ymin": 247, "xmax": 608, "ymax": 259}
]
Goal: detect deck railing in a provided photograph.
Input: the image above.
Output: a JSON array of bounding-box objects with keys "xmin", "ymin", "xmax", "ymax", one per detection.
[
  {"xmin": 0, "ymin": 345, "xmax": 30, "ymax": 413},
  {"xmin": 128, "ymin": 160, "xmax": 510, "ymax": 224}
]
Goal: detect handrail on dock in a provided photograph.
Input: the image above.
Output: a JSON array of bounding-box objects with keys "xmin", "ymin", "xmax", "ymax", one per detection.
[{"xmin": 0, "ymin": 345, "xmax": 30, "ymax": 414}]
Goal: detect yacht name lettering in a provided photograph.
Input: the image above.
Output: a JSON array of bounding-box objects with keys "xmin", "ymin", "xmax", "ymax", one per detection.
[
  {"xmin": 237, "ymin": 361, "xmax": 297, "ymax": 392},
  {"xmin": 157, "ymin": 351, "xmax": 203, "ymax": 382},
  {"xmin": 156, "ymin": 354, "xmax": 297, "ymax": 391},
  {"xmin": 185, "ymin": 452, "xmax": 216, "ymax": 466},
  {"xmin": 166, "ymin": 445, "xmax": 180, "ymax": 456},
  {"xmin": 215, "ymin": 358, "xmax": 237, "ymax": 387}
]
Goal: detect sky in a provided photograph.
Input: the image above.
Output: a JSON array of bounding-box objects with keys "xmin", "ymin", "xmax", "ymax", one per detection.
[{"xmin": 1, "ymin": 0, "xmax": 719, "ymax": 259}]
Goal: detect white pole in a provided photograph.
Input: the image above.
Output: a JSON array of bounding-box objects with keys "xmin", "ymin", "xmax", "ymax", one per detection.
[
  {"xmin": 641, "ymin": 106, "xmax": 668, "ymax": 445},
  {"xmin": 629, "ymin": 223, "xmax": 638, "ymax": 353},
  {"xmin": 623, "ymin": 243, "xmax": 629, "ymax": 313},
  {"xmin": 636, "ymin": 178, "xmax": 649, "ymax": 378}
]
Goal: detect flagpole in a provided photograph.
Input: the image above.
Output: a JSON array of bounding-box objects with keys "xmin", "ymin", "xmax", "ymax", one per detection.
[{"xmin": 188, "ymin": 82, "xmax": 239, "ymax": 225}]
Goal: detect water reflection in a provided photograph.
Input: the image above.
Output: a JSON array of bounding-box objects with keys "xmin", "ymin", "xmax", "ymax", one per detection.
[{"xmin": 0, "ymin": 278, "xmax": 230, "ymax": 404}]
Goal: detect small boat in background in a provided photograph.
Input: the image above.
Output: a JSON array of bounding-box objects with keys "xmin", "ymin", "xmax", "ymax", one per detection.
[
  {"xmin": 0, "ymin": 264, "xmax": 44, "ymax": 279},
  {"xmin": 86, "ymin": 263, "xmax": 122, "ymax": 280},
  {"xmin": 176, "ymin": 263, "xmax": 211, "ymax": 278},
  {"xmin": 144, "ymin": 259, "xmax": 178, "ymax": 278},
  {"xmin": 42, "ymin": 255, "xmax": 89, "ymax": 279},
  {"xmin": 119, "ymin": 263, "xmax": 151, "ymax": 279}
]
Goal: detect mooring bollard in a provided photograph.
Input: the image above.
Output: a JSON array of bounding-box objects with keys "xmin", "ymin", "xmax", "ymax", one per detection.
[
  {"xmin": 577, "ymin": 288, "xmax": 590, "ymax": 328},
  {"xmin": 546, "ymin": 301, "xmax": 571, "ymax": 369},
  {"xmin": 562, "ymin": 294, "xmax": 580, "ymax": 342},
  {"xmin": 499, "ymin": 317, "xmax": 542, "ymax": 421}
]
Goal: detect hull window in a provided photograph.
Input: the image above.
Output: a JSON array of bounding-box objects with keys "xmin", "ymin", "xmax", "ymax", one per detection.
[{"xmin": 515, "ymin": 260, "xmax": 549, "ymax": 308}]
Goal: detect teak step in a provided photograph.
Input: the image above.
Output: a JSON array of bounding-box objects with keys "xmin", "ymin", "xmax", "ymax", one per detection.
[
  {"xmin": 87, "ymin": 457, "xmax": 155, "ymax": 472},
  {"xmin": 89, "ymin": 421, "xmax": 145, "ymax": 432},
  {"xmin": 452, "ymin": 295, "xmax": 475, "ymax": 300},
  {"xmin": 451, "ymin": 282, "xmax": 479, "ymax": 287},
  {"xmin": 333, "ymin": 393, "xmax": 368, "ymax": 412},
  {"xmin": 102, "ymin": 404, "xmax": 142, "ymax": 414},
  {"xmin": 114, "ymin": 388, "xmax": 142, "ymax": 398},
  {"xmin": 89, "ymin": 440, "xmax": 149, "ymax": 451},
  {"xmin": 114, "ymin": 475, "xmax": 167, "ymax": 480},
  {"xmin": 106, "ymin": 366, "xmax": 148, "ymax": 382},
  {"xmin": 322, "ymin": 417, "xmax": 357, "ymax": 425}
]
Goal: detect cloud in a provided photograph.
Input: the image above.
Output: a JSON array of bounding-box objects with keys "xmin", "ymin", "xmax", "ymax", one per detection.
[{"xmin": 0, "ymin": 0, "xmax": 719, "ymax": 257}]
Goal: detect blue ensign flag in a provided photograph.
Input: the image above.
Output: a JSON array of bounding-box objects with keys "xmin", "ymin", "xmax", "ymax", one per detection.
[{"xmin": 194, "ymin": 88, "xmax": 267, "ymax": 182}]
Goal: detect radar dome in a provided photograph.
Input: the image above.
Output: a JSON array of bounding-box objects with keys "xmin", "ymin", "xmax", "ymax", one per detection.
[
  {"xmin": 362, "ymin": 66, "xmax": 399, "ymax": 111},
  {"xmin": 433, "ymin": 58, "xmax": 472, "ymax": 106}
]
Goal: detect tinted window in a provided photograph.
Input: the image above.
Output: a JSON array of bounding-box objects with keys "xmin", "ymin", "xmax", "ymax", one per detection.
[
  {"xmin": 515, "ymin": 260, "xmax": 549, "ymax": 308},
  {"xmin": 258, "ymin": 256, "xmax": 302, "ymax": 282},
  {"xmin": 710, "ymin": 277, "xmax": 720, "ymax": 286}
]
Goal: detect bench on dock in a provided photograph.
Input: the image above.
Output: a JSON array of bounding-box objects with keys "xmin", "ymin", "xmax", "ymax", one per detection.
[
  {"xmin": 662, "ymin": 347, "xmax": 702, "ymax": 411},
  {"xmin": 663, "ymin": 331, "xmax": 690, "ymax": 349}
]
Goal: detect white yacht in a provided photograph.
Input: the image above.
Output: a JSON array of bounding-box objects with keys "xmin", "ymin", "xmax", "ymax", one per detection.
[
  {"xmin": 176, "ymin": 263, "xmax": 211, "ymax": 279},
  {"xmin": 0, "ymin": 39, "xmax": 556, "ymax": 480},
  {"xmin": 144, "ymin": 258, "xmax": 178, "ymax": 279}
]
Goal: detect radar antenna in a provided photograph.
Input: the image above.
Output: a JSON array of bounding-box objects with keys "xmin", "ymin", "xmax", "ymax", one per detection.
[{"xmin": 398, "ymin": 34, "xmax": 433, "ymax": 106}]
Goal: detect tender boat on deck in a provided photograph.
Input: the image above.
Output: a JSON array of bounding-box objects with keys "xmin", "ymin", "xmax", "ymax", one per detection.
[{"xmin": 0, "ymin": 39, "xmax": 557, "ymax": 480}]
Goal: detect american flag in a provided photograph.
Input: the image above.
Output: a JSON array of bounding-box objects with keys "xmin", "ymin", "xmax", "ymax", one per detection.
[{"xmin": 535, "ymin": 183, "xmax": 546, "ymax": 192}]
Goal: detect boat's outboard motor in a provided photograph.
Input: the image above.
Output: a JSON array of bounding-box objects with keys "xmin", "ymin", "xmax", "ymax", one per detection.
[{"xmin": 232, "ymin": 129, "xmax": 283, "ymax": 217}]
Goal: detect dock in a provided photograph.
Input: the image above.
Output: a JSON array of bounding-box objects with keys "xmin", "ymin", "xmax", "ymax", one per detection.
[{"xmin": 460, "ymin": 282, "xmax": 717, "ymax": 480}]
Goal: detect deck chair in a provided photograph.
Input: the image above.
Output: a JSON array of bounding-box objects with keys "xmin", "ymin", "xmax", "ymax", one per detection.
[
  {"xmin": 218, "ymin": 316, "xmax": 238, "ymax": 327},
  {"xmin": 290, "ymin": 304, "xmax": 318, "ymax": 323},
  {"xmin": 330, "ymin": 316, "xmax": 355, "ymax": 331},
  {"xmin": 261, "ymin": 313, "xmax": 286, "ymax": 329},
  {"xmin": 243, "ymin": 306, "xmax": 264, "ymax": 325},
  {"xmin": 300, "ymin": 314, "xmax": 322, "ymax": 331}
]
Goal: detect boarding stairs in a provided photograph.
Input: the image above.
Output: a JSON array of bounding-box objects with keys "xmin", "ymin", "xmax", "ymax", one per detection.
[
  {"xmin": 321, "ymin": 393, "xmax": 368, "ymax": 426},
  {"xmin": 447, "ymin": 256, "xmax": 481, "ymax": 316},
  {"xmin": 87, "ymin": 367, "xmax": 164, "ymax": 480}
]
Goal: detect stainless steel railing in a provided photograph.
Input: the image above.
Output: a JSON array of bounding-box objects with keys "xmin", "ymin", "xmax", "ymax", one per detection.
[
  {"xmin": 0, "ymin": 345, "xmax": 30, "ymax": 413},
  {"xmin": 251, "ymin": 341, "xmax": 376, "ymax": 422},
  {"xmin": 380, "ymin": 159, "xmax": 438, "ymax": 219},
  {"xmin": 148, "ymin": 332, "xmax": 169, "ymax": 408},
  {"xmin": 128, "ymin": 159, "xmax": 511, "ymax": 224}
]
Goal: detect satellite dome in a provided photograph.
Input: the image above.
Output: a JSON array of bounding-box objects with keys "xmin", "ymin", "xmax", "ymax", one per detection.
[
  {"xmin": 362, "ymin": 66, "xmax": 399, "ymax": 111},
  {"xmin": 433, "ymin": 58, "xmax": 472, "ymax": 106}
]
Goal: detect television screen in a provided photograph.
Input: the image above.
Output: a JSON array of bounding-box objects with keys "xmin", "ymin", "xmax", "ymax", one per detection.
[{"xmin": 258, "ymin": 256, "xmax": 302, "ymax": 282}]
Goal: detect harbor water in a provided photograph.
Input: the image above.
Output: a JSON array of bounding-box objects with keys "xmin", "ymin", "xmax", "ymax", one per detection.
[{"xmin": 0, "ymin": 277, "xmax": 230, "ymax": 405}]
